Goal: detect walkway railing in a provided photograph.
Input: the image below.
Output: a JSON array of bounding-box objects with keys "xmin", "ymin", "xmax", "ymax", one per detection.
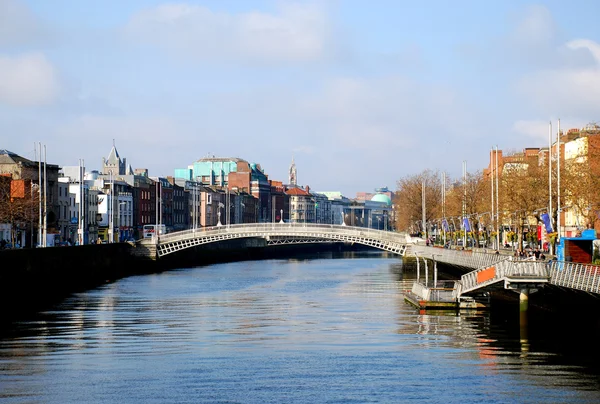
[
  {"xmin": 456, "ymin": 260, "xmax": 549, "ymax": 298},
  {"xmin": 410, "ymin": 245, "xmax": 507, "ymax": 269},
  {"xmin": 548, "ymin": 261, "xmax": 600, "ymax": 294}
]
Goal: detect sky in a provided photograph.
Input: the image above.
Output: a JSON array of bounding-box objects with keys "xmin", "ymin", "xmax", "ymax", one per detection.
[{"xmin": 1, "ymin": 0, "xmax": 600, "ymax": 197}]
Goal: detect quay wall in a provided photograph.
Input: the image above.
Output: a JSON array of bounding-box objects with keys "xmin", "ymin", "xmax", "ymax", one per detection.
[{"xmin": 0, "ymin": 240, "xmax": 363, "ymax": 324}]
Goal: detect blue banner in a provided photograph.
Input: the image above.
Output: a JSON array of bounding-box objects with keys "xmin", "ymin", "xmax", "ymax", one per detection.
[
  {"xmin": 541, "ymin": 213, "xmax": 553, "ymax": 233},
  {"xmin": 462, "ymin": 218, "xmax": 471, "ymax": 232},
  {"xmin": 442, "ymin": 219, "xmax": 449, "ymax": 232}
]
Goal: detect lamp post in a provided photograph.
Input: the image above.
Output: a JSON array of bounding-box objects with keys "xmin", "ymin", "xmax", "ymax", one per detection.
[
  {"xmin": 217, "ymin": 202, "xmax": 224, "ymax": 226},
  {"xmin": 108, "ymin": 170, "xmax": 113, "ymax": 243},
  {"xmin": 280, "ymin": 209, "xmax": 284, "ymax": 224}
]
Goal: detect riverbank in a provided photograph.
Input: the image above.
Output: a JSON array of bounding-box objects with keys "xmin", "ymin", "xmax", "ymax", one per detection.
[{"xmin": 0, "ymin": 241, "xmax": 376, "ymax": 324}]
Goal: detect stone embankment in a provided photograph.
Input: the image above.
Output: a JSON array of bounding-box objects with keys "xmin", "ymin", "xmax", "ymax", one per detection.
[{"xmin": 0, "ymin": 240, "xmax": 355, "ymax": 324}]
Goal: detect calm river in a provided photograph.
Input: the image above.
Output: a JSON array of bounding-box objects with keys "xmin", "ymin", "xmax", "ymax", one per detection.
[{"xmin": 1, "ymin": 252, "xmax": 600, "ymax": 403}]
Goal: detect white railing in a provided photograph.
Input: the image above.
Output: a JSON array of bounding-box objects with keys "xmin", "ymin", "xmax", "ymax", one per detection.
[
  {"xmin": 548, "ymin": 261, "xmax": 600, "ymax": 294},
  {"xmin": 154, "ymin": 224, "xmax": 410, "ymax": 257},
  {"xmin": 456, "ymin": 260, "xmax": 549, "ymax": 298},
  {"xmin": 411, "ymin": 245, "xmax": 507, "ymax": 270},
  {"xmin": 411, "ymin": 281, "xmax": 456, "ymax": 302}
]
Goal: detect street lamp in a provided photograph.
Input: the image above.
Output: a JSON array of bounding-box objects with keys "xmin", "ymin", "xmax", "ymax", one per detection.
[
  {"xmin": 217, "ymin": 202, "xmax": 224, "ymax": 226},
  {"xmin": 108, "ymin": 170, "xmax": 114, "ymax": 243},
  {"xmin": 280, "ymin": 209, "xmax": 284, "ymax": 224}
]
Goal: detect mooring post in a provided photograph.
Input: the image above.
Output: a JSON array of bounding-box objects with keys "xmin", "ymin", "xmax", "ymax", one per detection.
[
  {"xmin": 519, "ymin": 288, "xmax": 529, "ymax": 314},
  {"xmin": 415, "ymin": 254, "xmax": 420, "ymax": 283},
  {"xmin": 433, "ymin": 256, "xmax": 438, "ymax": 288},
  {"xmin": 519, "ymin": 288, "xmax": 529, "ymax": 354}
]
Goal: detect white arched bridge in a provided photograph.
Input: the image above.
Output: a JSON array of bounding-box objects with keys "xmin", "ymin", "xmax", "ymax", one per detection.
[
  {"xmin": 139, "ymin": 223, "xmax": 410, "ymax": 258},
  {"xmin": 133, "ymin": 226, "xmax": 600, "ymax": 300}
]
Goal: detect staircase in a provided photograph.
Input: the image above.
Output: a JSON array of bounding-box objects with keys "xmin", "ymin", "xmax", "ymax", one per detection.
[{"xmin": 453, "ymin": 259, "xmax": 550, "ymax": 300}]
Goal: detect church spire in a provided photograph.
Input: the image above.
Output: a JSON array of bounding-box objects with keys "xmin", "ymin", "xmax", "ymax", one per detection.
[{"xmin": 289, "ymin": 155, "xmax": 297, "ymax": 186}]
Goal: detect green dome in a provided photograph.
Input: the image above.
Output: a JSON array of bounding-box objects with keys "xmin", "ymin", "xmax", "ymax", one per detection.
[{"xmin": 371, "ymin": 194, "xmax": 392, "ymax": 206}]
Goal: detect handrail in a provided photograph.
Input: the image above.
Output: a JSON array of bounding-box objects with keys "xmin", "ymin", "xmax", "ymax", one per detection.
[
  {"xmin": 152, "ymin": 224, "xmax": 410, "ymax": 257},
  {"xmin": 410, "ymin": 245, "xmax": 507, "ymax": 270},
  {"xmin": 547, "ymin": 260, "xmax": 600, "ymax": 294},
  {"xmin": 454, "ymin": 260, "xmax": 549, "ymax": 299}
]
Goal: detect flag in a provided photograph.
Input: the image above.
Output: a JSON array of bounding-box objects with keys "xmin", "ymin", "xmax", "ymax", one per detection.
[
  {"xmin": 463, "ymin": 218, "xmax": 471, "ymax": 232},
  {"xmin": 541, "ymin": 213, "xmax": 553, "ymax": 233},
  {"xmin": 442, "ymin": 219, "xmax": 449, "ymax": 232}
]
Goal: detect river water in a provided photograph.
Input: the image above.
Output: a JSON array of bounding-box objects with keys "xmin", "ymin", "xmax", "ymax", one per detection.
[{"xmin": 1, "ymin": 252, "xmax": 600, "ymax": 403}]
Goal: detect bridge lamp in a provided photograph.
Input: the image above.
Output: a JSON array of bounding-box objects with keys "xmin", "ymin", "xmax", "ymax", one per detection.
[
  {"xmin": 217, "ymin": 202, "xmax": 224, "ymax": 226},
  {"xmin": 280, "ymin": 209, "xmax": 284, "ymax": 224}
]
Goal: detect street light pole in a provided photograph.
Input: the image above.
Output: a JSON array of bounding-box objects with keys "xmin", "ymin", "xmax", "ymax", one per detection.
[
  {"xmin": 421, "ymin": 180, "xmax": 426, "ymax": 240},
  {"xmin": 43, "ymin": 144, "xmax": 47, "ymax": 247},
  {"xmin": 37, "ymin": 142, "xmax": 42, "ymax": 247},
  {"xmin": 557, "ymin": 118, "xmax": 561, "ymax": 242},
  {"xmin": 109, "ymin": 170, "xmax": 113, "ymax": 243},
  {"xmin": 548, "ymin": 121, "xmax": 553, "ymax": 255},
  {"xmin": 495, "ymin": 145, "xmax": 500, "ymax": 250}
]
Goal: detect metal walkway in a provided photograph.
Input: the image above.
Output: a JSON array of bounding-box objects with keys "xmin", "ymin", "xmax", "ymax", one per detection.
[
  {"xmin": 410, "ymin": 245, "xmax": 600, "ymax": 296},
  {"xmin": 453, "ymin": 259, "xmax": 550, "ymax": 299}
]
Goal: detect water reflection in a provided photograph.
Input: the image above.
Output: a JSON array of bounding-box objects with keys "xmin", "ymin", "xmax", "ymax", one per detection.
[{"xmin": 1, "ymin": 252, "xmax": 600, "ymax": 403}]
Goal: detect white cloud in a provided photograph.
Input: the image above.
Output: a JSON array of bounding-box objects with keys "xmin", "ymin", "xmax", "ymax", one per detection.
[
  {"xmin": 0, "ymin": 52, "xmax": 60, "ymax": 106},
  {"xmin": 124, "ymin": 2, "xmax": 329, "ymax": 63},
  {"xmin": 54, "ymin": 114, "xmax": 192, "ymax": 174},
  {"xmin": 510, "ymin": 5, "xmax": 557, "ymax": 48},
  {"xmin": 512, "ymin": 120, "xmax": 551, "ymax": 141},
  {"xmin": 567, "ymin": 39, "xmax": 600, "ymax": 64},
  {"xmin": 516, "ymin": 38, "xmax": 600, "ymax": 118},
  {"xmin": 0, "ymin": 0, "xmax": 48, "ymax": 47}
]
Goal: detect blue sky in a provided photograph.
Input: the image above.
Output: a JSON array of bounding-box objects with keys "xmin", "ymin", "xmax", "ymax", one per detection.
[{"xmin": 1, "ymin": 0, "xmax": 600, "ymax": 196}]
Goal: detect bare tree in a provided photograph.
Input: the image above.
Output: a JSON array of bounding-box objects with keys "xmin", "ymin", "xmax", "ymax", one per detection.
[
  {"xmin": 395, "ymin": 170, "xmax": 442, "ymax": 234},
  {"xmin": 0, "ymin": 177, "xmax": 39, "ymax": 247}
]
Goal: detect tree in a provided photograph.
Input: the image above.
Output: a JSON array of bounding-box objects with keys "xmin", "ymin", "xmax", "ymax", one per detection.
[
  {"xmin": 0, "ymin": 177, "xmax": 39, "ymax": 247},
  {"xmin": 443, "ymin": 170, "xmax": 490, "ymax": 245},
  {"xmin": 500, "ymin": 159, "xmax": 549, "ymax": 249},
  {"xmin": 394, "ymin": 170, "xmax": 442, "ymax": 235}
]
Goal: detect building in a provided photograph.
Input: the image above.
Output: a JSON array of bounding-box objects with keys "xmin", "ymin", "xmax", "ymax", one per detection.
[
  {"xmin": 561, "ymin": 124, "xmax": 600, "ymax": 236},
  {"xmin": 175, "ymin": 156, "xmax": 274, "ymax": 222},
  {"xmin": 320, "ymin": 191, "xmax": 351, "ymax": 225},
  {"xmin": 286, "ymin": 185, "xmax": 314, "ymax": 223},
  {"xmin": 56, "ymin": 179, "xmax": 71, "ymax": 242},
  {"xmin": 270, "ymin": 180, "xmax": 289, "ymax": 223},
  {"xmin": 0, "ymin": 149, "xmax": 61, "ymax": 246}
]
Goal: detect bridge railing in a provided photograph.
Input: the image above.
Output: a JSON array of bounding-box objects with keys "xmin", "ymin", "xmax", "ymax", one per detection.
[
  {"xmin": 158, "ymin": 223, "xmax": 408, "ymax": 244},
  {"xmin": 548, "ymin": 261, "xmax": 600, "ymax": 294},
  {"xmin": 411, "ymin": 245, "xmax": 507, "ymax": 269},
  {"xmin": 456, "ymin": 260, "xmax": 549, "ymax": 298}
]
